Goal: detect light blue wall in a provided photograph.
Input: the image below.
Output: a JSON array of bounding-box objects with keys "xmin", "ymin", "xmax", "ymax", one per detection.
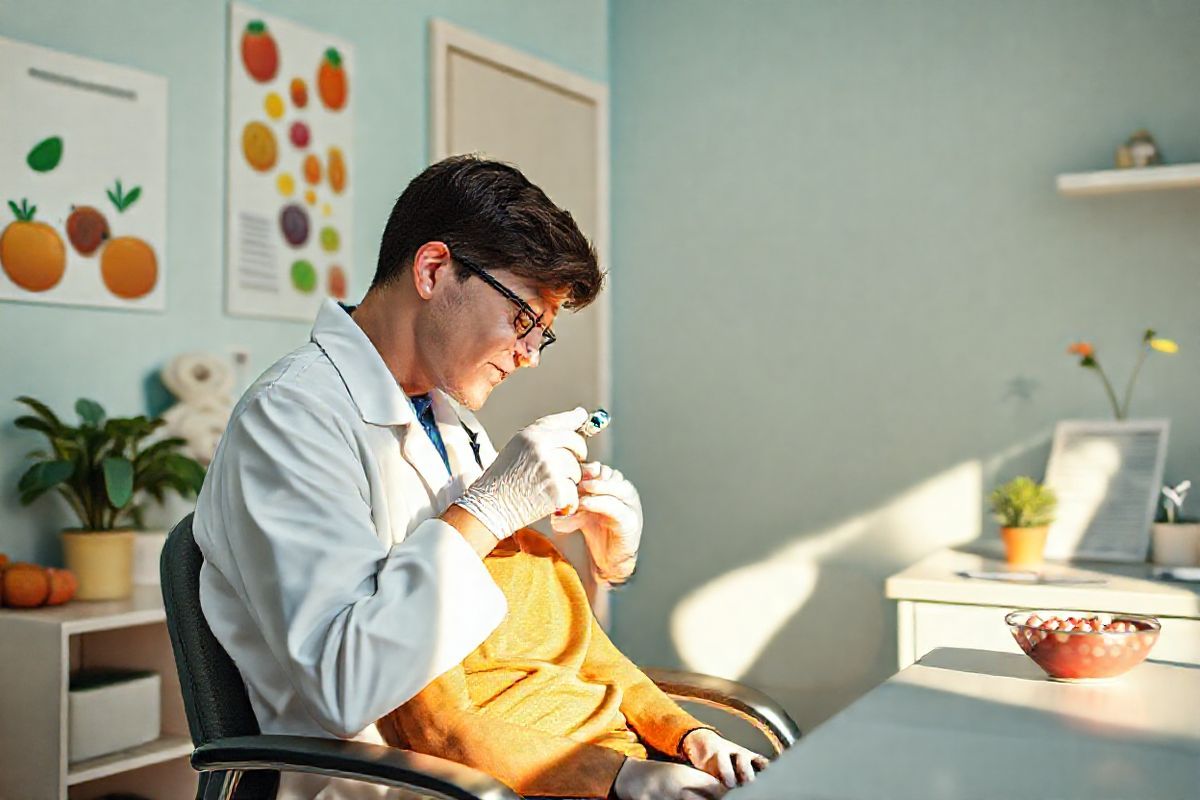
[
  {"xmin": 0, "ymin": 0, "xmax": 607, "ymax": 564},
  {"xmin": 608, "ymin": 0, "xmax": 1200, "ymax": 728}
]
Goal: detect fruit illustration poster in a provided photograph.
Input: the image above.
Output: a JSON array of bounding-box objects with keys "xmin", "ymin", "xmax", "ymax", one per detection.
[
  {"xmin": 226, "ymin": 3, "xmax": 353, "ymax": 321},
  {"xmin": 0, "ymin": 36, "xmax": 167, "ymax": 311}
]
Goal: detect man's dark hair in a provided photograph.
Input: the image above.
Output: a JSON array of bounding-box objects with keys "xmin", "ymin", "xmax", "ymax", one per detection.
[{"xmin": 373, "ymin": 155, "xmax": 603, "ymax": 309}]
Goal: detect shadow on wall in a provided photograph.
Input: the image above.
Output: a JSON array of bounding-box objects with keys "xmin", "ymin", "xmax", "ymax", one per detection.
[{"xmin": 667, "ymin": 431, "xmax": 1054, "ymax": 731}]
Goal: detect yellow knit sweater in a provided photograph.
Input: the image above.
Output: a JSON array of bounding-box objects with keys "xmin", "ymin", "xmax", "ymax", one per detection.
[{"xmin": 377, "ymin": 529, "xmax": 711, "ymax": 798}]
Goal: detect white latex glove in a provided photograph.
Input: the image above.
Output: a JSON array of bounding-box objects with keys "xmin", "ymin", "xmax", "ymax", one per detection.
[
  {"xmin": 682, "ymin": 729, "xmax": 769, "ymax": 789},
  {"xmin": 613, "ymin": 758, "xmax": 727, "ymax": 800},
  {"xmin": 453, "ymin": 407, "xmax": 588, "ymax": 540},
  {"xmin": 550, "ymin": 461, "xmax": 643, "ymax": 584}
]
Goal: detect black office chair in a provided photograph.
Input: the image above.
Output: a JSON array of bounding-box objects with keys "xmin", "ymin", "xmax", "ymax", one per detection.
[{"xmin": 161, "ymin": 513, "xmax": 800, "ymax": 799}]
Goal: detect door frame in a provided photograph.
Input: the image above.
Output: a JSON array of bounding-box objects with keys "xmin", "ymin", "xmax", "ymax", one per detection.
[{"xmin": 428, "ymin": 19, "xmax": 612, "ymax": 448}]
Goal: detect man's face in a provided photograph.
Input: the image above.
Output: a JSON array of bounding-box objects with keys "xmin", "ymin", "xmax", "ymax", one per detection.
[{"xmin": 420, "ymin": 266, "xmax": 561, "ymax": 411}]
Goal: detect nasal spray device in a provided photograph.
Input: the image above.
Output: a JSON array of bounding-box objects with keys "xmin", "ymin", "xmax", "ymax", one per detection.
[{"xmin": 555, "ymin": 408, "xmax": 610, "ymax": 516}]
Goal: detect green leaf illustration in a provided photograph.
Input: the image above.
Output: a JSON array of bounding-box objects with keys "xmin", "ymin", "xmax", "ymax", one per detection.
[
  {"xmin": 26, "ymin": 136, "xmax": 63, "ymax": 172},
  {"xmin": 106, "ymin": 180, "xmax": 142, "ymax": 213}
]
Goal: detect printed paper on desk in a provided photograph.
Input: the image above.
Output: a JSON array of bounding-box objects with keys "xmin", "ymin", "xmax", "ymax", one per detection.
[{"xmin": 1042, "ymin": 420, "xmax": 1168, "ymax": 563}]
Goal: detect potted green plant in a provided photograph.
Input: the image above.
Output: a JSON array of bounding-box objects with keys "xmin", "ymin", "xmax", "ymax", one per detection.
[
  {"xmin": 989, "ymin": 476, "xmax": 1058, "ymax": 568},
  {"xmin": 15, "ymin": 396, "xmax": 206, "ymax": 600}
]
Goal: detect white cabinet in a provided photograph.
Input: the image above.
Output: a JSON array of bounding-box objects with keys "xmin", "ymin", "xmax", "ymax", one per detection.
[
  {"xmin": 887, "ymin": 549, "xmax": 1200, "ymax": 670},
  {"xmin": 0, "ymin": 586, "xmax": 197, "ymax": 799}
]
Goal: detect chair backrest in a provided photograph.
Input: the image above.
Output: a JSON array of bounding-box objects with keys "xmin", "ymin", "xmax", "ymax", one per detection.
[{"xmin": 161, "ymin": 513, "xmax": 262, "ymax": 745}]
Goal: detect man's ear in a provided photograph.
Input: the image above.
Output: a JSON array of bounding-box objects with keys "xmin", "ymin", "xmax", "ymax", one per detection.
[{"xmin": 411, "ymin": 241, "xmax": 453, "ymax": 300}]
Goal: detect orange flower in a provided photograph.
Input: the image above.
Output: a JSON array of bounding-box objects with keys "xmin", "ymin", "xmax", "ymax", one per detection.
[{"xmin": 1067, "ymin": 341, "xmax": 1094, "ymax": 358}]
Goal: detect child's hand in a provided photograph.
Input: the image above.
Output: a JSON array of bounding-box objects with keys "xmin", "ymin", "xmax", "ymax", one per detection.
[{"xmin": 681, "ymin": 729, "xmax": 770, "ymax": 788}]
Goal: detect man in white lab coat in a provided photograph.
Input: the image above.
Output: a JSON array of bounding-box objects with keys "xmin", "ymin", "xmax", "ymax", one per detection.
[{"xmin": 194, "ymin": 157, "xmax": 645, "ymax": 798}]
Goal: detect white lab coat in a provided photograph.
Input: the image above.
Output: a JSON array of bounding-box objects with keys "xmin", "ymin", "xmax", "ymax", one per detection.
[{"xmin": 194, "ymin": 299, "xmax": 507, "ymax": 799}]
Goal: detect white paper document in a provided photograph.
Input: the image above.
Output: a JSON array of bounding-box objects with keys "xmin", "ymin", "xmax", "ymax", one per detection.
[{"xmin": 1043, "ymin": 420, "xmax": 1168, "ymax": 562}]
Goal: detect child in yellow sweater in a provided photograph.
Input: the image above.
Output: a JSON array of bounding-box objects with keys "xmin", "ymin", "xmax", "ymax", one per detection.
[{"xmin": 377, "ymin": 529, "xmax": 768, "ymax": 799}]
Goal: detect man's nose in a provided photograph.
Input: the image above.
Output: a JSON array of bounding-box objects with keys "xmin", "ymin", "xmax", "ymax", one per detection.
[{"xmin": 515, "ymin": 337, "xmax": 540, "ymax": 368}]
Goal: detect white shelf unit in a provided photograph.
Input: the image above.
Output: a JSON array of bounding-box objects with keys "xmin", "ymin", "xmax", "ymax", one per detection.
[
  {"xmin": 0, "ymin": 585, "xmax": 198, "ymax": 799},
  {"xmin": 1056, "ymin": 163, "xmax": 1200, "ymax": 196}
]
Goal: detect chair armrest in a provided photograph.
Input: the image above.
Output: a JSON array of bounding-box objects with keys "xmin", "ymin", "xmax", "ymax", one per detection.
[
  {"xmin": 192, "ymin": 734, "xmax": 521, "ymax": 800},
  {"xmin": 645, "ymin": 668, "xmax": 801, "ymax": 754}
]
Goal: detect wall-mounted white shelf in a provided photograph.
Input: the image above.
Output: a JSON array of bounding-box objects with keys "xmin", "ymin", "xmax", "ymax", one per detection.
[{"xmin": 1057, "ymin": 163, "xmax": 1200, "ymax": 196}]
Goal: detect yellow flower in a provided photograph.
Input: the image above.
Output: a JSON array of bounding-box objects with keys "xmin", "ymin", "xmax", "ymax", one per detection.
[{"xmin": 1149, "ymin": 338, "xmax": 1179, "ymax": 353}]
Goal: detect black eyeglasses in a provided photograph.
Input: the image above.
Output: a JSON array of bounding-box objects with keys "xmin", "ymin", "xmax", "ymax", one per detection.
[{"xmin": 453, "ymin": 253, "xmax": 557, "ymax": 352}]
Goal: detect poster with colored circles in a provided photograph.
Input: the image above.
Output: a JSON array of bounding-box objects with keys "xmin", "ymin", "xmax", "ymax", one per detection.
[
  {"xmin": 225, "ymin": 3, "xmax": 353, "ymax": 321},
  {"xmin": 0, "ymin": 36, "xmax": 168, "ymax": 311}
]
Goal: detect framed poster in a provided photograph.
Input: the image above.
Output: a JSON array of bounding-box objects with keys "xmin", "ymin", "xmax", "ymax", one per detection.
[
  {"xmin": 0, "ymin": 36, "xmax": 167, "ymax": 311},
  {"xmin": 1043, "ymin": 419, "xmax": 1169, "ymax": 562},
  {"xmin": 225, "ymin": 3, "xmax": 354, "ymax": 321}
]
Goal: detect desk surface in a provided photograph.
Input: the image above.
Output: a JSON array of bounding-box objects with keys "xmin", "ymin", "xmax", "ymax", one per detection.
[
  {"xmin": 886, "ymin": 548, "xmax": 1200, "ymax": 618},
  {"xmin": 734, "ymin": 647, "xmax": 1200, "ymax": 800}
]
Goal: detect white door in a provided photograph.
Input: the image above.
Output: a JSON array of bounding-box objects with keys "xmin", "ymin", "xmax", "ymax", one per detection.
[{"xmin": 430, "ymin": 20, "xmax": 612, "ymax": 608}]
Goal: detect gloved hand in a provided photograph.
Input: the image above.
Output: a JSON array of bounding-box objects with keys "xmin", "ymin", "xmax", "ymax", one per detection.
[
  {"xmin": 681, "ymin": 729, "xmax": 769, "ymax": 789},
  {"xmin": 613, "ymin": 758, "xmax": 727, "ymax": 800},
  {"xmin": 550, "ymin": 461, "xmax": 643, "ymax": 584},
  {"xmin": 453, "ymin": 407, "xmax": 589, "ymax": 540}
]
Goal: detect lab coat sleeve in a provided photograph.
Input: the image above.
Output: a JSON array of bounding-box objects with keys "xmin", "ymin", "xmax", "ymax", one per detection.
[{"xmin": 210, "ymin": 382, "xmax": 507, "ymax": 738}]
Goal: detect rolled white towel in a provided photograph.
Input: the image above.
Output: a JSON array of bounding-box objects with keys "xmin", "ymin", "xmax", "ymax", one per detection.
[
  {"xmin": 162, "ymin": 352, "xmax": 234, "ymax": 404},
  {"xmin": 162, "ymin": 397, "xmax": 232, "ymax": 466}
]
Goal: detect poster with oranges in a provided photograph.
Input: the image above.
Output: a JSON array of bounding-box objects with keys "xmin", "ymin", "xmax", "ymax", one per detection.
[
  {"xmin": 225, "ymin": 3, "xmax": 353, "ymax": 322},
  {"xmin": 0, "ymin": 36, "xmax": 167, "ymax": 311}
]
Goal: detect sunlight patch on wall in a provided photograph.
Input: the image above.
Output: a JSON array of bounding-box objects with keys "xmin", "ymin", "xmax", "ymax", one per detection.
[{"xmin": 670, "ymin": 459, "xmax": 984, "ymax": 681}]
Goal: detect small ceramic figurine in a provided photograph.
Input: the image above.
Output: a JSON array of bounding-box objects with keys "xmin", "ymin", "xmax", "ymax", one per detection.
[{"xmin": 1115, "ymin": 129, "xmax": 1162, "ymax": 169}]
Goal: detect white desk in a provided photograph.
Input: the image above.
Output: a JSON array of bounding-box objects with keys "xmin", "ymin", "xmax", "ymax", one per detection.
[
  {"xmin": 735, "ymin": 647, "xmax": 1200, "ymax": 800},
  {"xmin": 885, "ymin": 548, "xmax": 1200, "ymax": 669}
]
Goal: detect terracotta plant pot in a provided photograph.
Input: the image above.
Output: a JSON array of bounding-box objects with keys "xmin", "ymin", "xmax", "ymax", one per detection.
[
  {"xmin": 61, "ymin": 530, "xmax": 135, "ymax": 600},
  {"xmin": 1000, "ymin": 526, "xmax": 1048, "ymax": 568}
]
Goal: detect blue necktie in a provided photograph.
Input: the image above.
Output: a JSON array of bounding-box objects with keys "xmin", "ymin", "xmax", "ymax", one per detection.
[{"xmin": 409, "ymin": 393, "xmax": 451, "ymax": 473}]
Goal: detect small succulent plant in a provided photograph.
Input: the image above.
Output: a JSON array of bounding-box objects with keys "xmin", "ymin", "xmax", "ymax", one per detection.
[{"xmin": 1160, "ymin": 480, "xmax": 1192, "ymax": 524}]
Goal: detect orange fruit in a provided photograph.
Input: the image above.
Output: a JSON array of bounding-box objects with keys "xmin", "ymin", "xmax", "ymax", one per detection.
[
  {"xmin": 46, "ymin": 568, "xmax": 77, "ymax": 606},
  {"xmin": 1, "ymin": 219, "xmax": 66, "ymax": 292},
  {"xmin": 303, "ymin": 154, "xmax": 322, "ymax": 185},
  {"xmin": 2, "ymin": 563, "xmax": 50, "ymax": 608},
  {"xmin": 241, "ymin": 21, "xmax": 279, "ymax": 83},
  {"xmin": 242, "ymin": 121, "xmax": 277, "ymax": 172},
  {"xmin": 328, "ymin": 265, "xmax": 347, "ymax": 299},
  {"xmin": 0, "ymin": 553, "xmax": 9, "ymax": 569},
  {"xmin": 101, "ymin": 236, "xmax": 158, "ymax": 299},
  {"xmin": 317, "ymin": 48, "xmax": 348, "ymax": 110},
  {"xmin": 328, "ymin": 147, "xmax": 346, "ymax": 194},
  {"xmin": 290, "ymin": 77, "xmax": 308, "ymax": 108}
]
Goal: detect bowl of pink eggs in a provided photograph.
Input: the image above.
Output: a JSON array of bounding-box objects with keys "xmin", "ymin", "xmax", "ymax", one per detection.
[{"xmin": 1005, "ymin": 610, "xmax": 1160, "ymax": 682}]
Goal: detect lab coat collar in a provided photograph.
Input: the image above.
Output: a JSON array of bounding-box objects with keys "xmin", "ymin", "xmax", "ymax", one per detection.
[{"xmin": 310, "ymin": 299, "xmax": 417, "ymax": 427}]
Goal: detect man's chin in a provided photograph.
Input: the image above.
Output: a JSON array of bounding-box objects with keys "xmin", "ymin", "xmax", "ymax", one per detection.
[{"xmin": 444, "ymin": 381, "xmax": 491, "ymax": 411}]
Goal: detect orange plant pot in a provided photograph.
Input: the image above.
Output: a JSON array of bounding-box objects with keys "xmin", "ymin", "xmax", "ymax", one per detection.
[{"xmin": 1000, "ymin": 526, "xmax": 1048, "ymax": 568}]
